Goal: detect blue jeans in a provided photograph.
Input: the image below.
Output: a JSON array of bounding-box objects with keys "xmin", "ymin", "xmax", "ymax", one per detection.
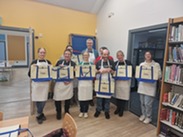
[
  {"xmin": 79, "ymin": 101, "xmax": 89, "ymax": 113},
  {"xmin": 96, "ymin": 98, "xmax": 110, "ymax": 112},
  {"xmin": 139, "ymin": 94, "xmax": 154, "ymax": 118},
  {"xmin": 36, "ymin": 101, "xmax": 46, "ymax": 115}
]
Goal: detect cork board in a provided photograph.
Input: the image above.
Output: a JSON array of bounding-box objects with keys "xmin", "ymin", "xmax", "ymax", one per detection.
[{"xmin": 7, "ymin": 35, "xmax": 25, "ymax": 60}]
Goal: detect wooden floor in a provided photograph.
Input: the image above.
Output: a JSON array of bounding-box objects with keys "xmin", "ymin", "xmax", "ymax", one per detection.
[{"xmin": 0, "ymin": 68, "xmax": 157, "ymax": 137}]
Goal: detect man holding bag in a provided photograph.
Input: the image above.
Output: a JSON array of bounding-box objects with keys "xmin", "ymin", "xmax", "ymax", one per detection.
[{"xmin": 94, "ymin": 49, "xmax": 115, "ymax": 119}]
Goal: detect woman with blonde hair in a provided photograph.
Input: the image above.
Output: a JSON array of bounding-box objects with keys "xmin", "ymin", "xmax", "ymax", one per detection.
[{"xmin": 78, "ymin": 51, "xmax": 93, "ymax": 118}]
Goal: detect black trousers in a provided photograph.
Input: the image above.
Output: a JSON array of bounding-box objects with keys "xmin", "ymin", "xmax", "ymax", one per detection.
[
  {"xmin": 79, "ymin": 101, "xmax": 89, "ymax": 113},
  {"xmin": 116, "ymin": 99, "xmax": 126, "ymax": 113},
  {"xmin": 55, "ymin": 99, "xmax": 71, "ymax": 114}
]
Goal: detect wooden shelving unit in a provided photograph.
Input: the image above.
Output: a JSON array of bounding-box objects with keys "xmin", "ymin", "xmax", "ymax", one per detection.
[{"xmin": 157, "ymin": 16, "xmax": 183, "ymax": 136}]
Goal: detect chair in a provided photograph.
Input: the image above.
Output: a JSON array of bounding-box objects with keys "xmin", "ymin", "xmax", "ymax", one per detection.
[
  {"xmin": 0, "ymin": 112, "xmax": 3, "ymax": 121},
  {"xmin": 62, "ymin": 113, "xmax": 77, "ymax": 137}
]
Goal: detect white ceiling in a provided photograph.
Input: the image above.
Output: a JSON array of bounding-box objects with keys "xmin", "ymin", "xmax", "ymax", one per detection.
[{"xmin": 34, "ymin": 0, "xmax": 106, "ymax": 14}]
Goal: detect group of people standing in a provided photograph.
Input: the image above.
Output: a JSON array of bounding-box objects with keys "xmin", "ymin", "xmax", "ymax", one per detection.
[{"xmin": 28, "ymin": 38, "xmax": 161, "ymax": 125}]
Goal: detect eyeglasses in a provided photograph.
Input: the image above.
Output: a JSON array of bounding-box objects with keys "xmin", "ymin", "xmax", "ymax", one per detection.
[{"xmin": 39, "ymin": 52, "xmax": 46, "ymax": 54}]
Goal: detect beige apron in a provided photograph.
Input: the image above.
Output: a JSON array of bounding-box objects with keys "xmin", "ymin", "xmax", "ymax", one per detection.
[
  {"xmin": 78, "ymin": 81, "xmax": 93, "ymax": 101},
  {"xmin": 78, "ymin": 62, "xmax": 93, "ymax": 101},
  {"xmin": 114, "ymin": 61, "xmax": 131, "ymax": 100},
  {"xmin": 53, "ymin": 61, "xmax": 74, "ymax": 101},
  {"xmin": 96, "ymin": 60, "xmax": 113, "ymax": 99},
  {"xmin": 31, "ymin": 60, "xmax": 50, "ymax": 101},
  {"xmin": 115, "ymin": 80, "xmax": 131, "ymax": 100}
]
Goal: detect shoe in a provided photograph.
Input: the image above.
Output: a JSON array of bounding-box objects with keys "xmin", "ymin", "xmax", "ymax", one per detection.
[
  {"xmin": 94, "ymin": 111, "xmax": 100, "ymax": 118},
  {"xmin": 118, "ymin": 111, "xmax": 123, "ymax": 117},
  {"xmin": 36, "ymin": 115, "xmax": 43, "ymax": 124},
  {"xmin": 40, "ymin": 113, "xmax": 46, "ymax": 121},
  {"xmin": 143, "ymin": 118, "xmax": 152, "ymax": 124},
  {"xmin": 84, "ymin": 113, "xmax": 88, "ymax": 118},
  {"xmin": 56, "ymin": 113, "xmax": 61, "ymax": 120},
  {"xmin": 139, "ymin": 115, "xmax": 146, "ymax": 121},
  {"xmin": 105, "ymin": 112, "xmax": 110, "ymax": 119},
  {"xmin": 79, "ymin": 113, "xmax": 83, "ymax": 118},
  {"xmin": 114, "ymin": 108, "xmax": 120, "ymax": 115}
]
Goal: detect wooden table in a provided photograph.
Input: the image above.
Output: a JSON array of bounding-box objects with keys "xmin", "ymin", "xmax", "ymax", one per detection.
[{"xmin": 0, "ymin": 116, "xmax": 29, "ymax": 137}]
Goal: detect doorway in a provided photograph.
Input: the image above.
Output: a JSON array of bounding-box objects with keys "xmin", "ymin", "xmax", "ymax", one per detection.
[{"xmin": 127, "ymin": 23, "xmax": 167, "ymax": 126}]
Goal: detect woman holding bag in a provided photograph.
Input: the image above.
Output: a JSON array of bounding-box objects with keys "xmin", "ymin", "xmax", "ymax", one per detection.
[
  {"xmin": 114, "ymin": 50, "xmax": 133, "ymax": 117},
  {"xmin": 28, "ymin": 48, "xmax": 51, "ymax": 124},
  {"xmin": 53, "ymin": 49, "xmax": 76, "ymax": 120},
  {"xmin": 77, "ymin": 51, "xmax": 93, "ymax": 118},
  {"xmin": 138, "ymin": 51, "xmax": 161, "ymax": 124}
]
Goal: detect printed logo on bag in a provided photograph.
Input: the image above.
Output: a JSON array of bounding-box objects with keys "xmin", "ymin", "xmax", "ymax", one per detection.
[
  {"xmin": 102, "ymin": 86, "xmax": 107, "ymax": 90},
  {"xmin": 39, "ymin": 66, "xmax": 47, "ymax": 74},
  {"xmin": 119, "ymin": 71, "xmax": 125, "ymax": 75},
  {"xmin": 60, "ymin": 72, "xmax": 67, "ymax": 77}
]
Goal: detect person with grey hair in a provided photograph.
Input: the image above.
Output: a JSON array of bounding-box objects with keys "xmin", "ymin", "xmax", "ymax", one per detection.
[
  {"xmin": 95, "ymin": 46, "xmax": 113, "ymax": 64},
  {"xmin": 94, "ymin": 49, "xmax": 115, "ymax": 119},
  {"xmin": 82, "ymin": 38, "xmax": 99, "ymax": 64}
]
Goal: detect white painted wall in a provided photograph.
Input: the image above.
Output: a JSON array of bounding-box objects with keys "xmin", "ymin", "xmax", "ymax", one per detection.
[{"xmin": 96, "ymin": 0, "xmax": 183, "ymax": 59}]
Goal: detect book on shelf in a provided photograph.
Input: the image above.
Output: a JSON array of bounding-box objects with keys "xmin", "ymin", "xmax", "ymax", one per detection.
[
  {"xmin": 166, "ymin": 109, "xmax": 170, "ymax": 121},
  {"xmin": 170, "ymin": 93, "xmax": 179, "ymax": 105},
  {"xmin": 169, "ymin": 24, "xmax": 183, "ymax": 42},
  {"xmin": 160, "ymin": 108, "xmax": 167, "ymax": 120},
  {"xmin": 168, "ymin": 92, "xmax": 172, "ymax": 103},
  {"xmin": 165, "ymin": 65, "xmax": 183, "ymax": 84},
  {"xmin": 178, "ymin": 97, "xmax": 183, "ymax": 109},
  {"xmin": 171, "ymin": 111, "xmax": 176, "ymax": 125},
  {"xmin": 0, "ymin": 124, "xmax": 20, "ymax": 137},
  {"xmin": 160, "ymin": 124, "xmax": 181, "ymax": 137},
  {"xmin": 160, "ymin": 124, "xmax": 170, "ymax": 136},
  {"xmin": 177, "ymin": 113, "xmax": 183, "ymax": 129},
  {"xmin": 174, "ymin": 95, "xmax": 183, "ymax": 107},
  {"xmin": 160, "ymin": 108, "xmax": 183, "ymax": 130},
  {"xmin": 163, "ymin": 92, "xmax": 168, "ymax": 102},
  {"xmin": 166, "ymin": 93, "xmax": 183, "ymax": 109},
  {"xmin": 168, "ymin": 44, "xmax": 183, "ymax": 63},
  {"xmin": 173, "ymin": 47, "xmax": 178, "ymax": 62},
  {"xmin": 168, "ymin": 47, "xmax": 173, "ymax": 62}
]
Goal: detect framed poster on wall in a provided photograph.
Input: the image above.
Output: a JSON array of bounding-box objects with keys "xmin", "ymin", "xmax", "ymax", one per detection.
[
  {"xmin": 0, "ymin": 26, "xmax": 34, "ymax": 67},
  {"xmin": 69, "ymin": 34, "xmax": 97, "ymax": 55}
]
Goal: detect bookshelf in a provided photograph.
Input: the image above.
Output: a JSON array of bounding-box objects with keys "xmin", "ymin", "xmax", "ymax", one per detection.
[
  {"xmin": 161, "ymin": 120, "xmax": 183, "ymax": 134},
  {"xmin": 162, "ymin": 102, "xmax": 183, "ymax": 112},
  {"xmin": 157, "ymin": 17, "xmax": 183, "ymax": 136}
]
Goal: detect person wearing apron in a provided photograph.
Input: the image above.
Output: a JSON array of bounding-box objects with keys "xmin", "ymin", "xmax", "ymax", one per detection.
[
  {"xmin": 82, "ymin": 38, "xmax": 99, "ymax": 106},
  {"xmin": 95, "ymin": 46, "xmax": 114, "ymax": 64},
  {"xmin": 28, "ymin": 48, "xmax": 51, "ymax": 124},
  {"xmin": 78, "ymin": 51, "xmax": 93, "ymax": 118},
  {"xmin": 53, "ymin": 49, "xmax": 76, "ymax": 120},
  {"xmin": 94, "ymin": 49, "xmax": 115, "ymax": 119},
  {"xmin": 138, "ymin": 51, "xmax": 161, "ymax": 124},
  {"xmin": 114, "ymin": 50, "xmax": 133, "ymax": 117},
  {"xmin": 60, "ymin": 45, "xmax": 79, "ymax": 105},
  {"xmin": 83, "ymin": 38, "xmax": 99, "ymax": 64}
]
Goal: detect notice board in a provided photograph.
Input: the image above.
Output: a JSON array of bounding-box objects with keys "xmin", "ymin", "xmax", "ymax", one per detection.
[{"xmin": 69, "ymin": 34, "xmax": 97, "ymax": 55}]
